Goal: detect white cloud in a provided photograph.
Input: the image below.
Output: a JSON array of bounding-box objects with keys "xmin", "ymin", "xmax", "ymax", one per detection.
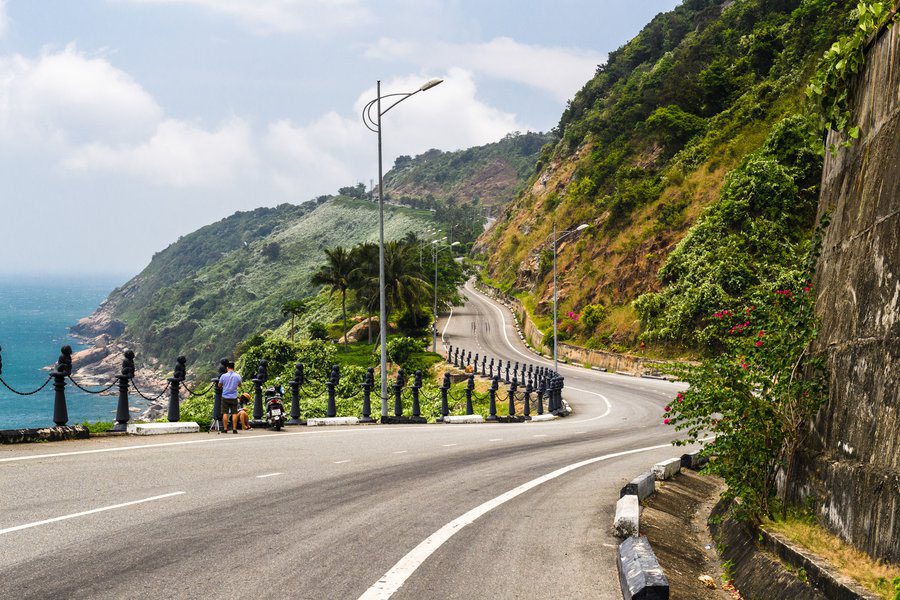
[
  {"xmin": 0, "ymin": 1, "xmax": 8, "ymax": 38},
  {"xmin": 114, "ymin": 0, "xmax": 369, "ymax": 33},
  {"xmin": 265, "ymin": 68, "xmax": 527, "ymax": 196},
  {"xmin": 365, "ymin": 37, "xmax": 605, "ymax": 102},
  {"xmin": 64, "ymin": 118, "xmax": 257, "ymax": 187},
  {"xmin": 0, "ymin": 46, "xmax": 163, "ymax": 149}
]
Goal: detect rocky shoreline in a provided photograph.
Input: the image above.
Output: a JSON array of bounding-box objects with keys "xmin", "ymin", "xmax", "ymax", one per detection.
[{"xmin": 67, "ymin": 301, "xmax": 170, "ymax": 421}]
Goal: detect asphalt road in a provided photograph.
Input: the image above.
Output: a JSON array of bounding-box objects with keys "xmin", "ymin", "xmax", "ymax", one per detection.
[{"xmin": 0, "ymin": 282, "xmax": 686, "ymax": 599}]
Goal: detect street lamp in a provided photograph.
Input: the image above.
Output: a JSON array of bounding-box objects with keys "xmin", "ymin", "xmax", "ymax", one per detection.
[
  {"xmin": 432, "ymin": 240, "xmax": 460, "ymax": 353},
  {"xmin": 548, "ymin": 223, "xmax": 589, "ymax": 372},
  {"xmin": 362, "ymin": 78, "xmax": 443, "ymax": 418}
]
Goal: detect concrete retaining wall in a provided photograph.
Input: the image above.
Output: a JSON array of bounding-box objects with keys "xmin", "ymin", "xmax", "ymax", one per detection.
[{"xmin": 789, "ymin": 15, "xmax": 900, "ymax": 562}]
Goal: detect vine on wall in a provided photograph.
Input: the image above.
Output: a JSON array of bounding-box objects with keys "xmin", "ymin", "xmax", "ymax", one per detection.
[{"xmin": 807, "ymin": 1, "xmax": 898, "ymax": 152}]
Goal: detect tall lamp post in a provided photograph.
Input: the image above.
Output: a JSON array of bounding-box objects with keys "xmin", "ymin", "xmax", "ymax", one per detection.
[
  {"xmin": 362, "ymin": 78, "xmax": 443, "ymax": 418},
  {"xmin": 549, "ymin": 223, "xmax": 589, "ymax": 372},
  {"xmin": 432, "ymin": 240, "xmax": 459, "ymax": 353}
]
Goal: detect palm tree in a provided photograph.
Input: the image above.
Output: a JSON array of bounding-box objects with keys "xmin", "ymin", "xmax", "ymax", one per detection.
[
  {"xmin": 382, "ymin": 240, "xmax": 432, "ymax": 327},
  {"xmin": 281, "ymin": 299, "xmax": 308, "ymax": 342},
  {"xmin": 311, "ymin": 246, "xmax": 355, "ymax": 346},
  {"xmin": 349, "ymin": 242, "xmax": 380, "ymax": 344}
]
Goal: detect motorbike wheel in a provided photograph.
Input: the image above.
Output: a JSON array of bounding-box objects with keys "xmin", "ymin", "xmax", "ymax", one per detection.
[{"xmin": 275, "ymin": 421, "xmax": 282, "ymax": 431}]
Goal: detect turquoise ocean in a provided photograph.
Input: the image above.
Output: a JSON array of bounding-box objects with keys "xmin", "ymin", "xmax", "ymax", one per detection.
[{"xmin": 0, "ymin": 274, "xmax": 131, "ymax": 429}]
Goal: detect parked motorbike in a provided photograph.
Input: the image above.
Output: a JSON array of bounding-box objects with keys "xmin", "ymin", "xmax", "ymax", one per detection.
[{"xmin": 265, "ymin": 386, "xmax": 286, "ymax": 431}]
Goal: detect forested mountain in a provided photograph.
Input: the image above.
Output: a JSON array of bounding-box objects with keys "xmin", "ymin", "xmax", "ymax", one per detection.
[
  {"xmin": 383, "ymin": 131, "xmax": 552, "ymax": 211},
  {"xmin": 477, "ymin": 0, "xmax": 860, "ymax": 355},
  {"xmin": 82, "ymin": 197, "xmax": 436, "ymax": 369}
]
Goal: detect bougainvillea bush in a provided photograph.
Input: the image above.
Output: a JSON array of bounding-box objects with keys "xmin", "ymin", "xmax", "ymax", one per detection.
[{"xmin": 663, "ymin": 275, "xmax": 827, "ymax": 521}]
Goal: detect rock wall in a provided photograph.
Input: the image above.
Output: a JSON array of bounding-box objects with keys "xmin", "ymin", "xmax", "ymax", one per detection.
[{"xmin": 788, "ymin": 19, "xmax": 900, "ymax": 563}]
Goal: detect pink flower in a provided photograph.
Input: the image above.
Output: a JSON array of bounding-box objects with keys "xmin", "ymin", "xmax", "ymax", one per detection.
[
  {"xmin": 664, "ymin": 405, "xmax": 671, "ymax": 411},
  {"xmin": 755, "ymin": 341, "xmax": 763, "ymax": 347},
  {"xmin": 664, "ymin": 419, "xmax": 670, "ymax": 425}
]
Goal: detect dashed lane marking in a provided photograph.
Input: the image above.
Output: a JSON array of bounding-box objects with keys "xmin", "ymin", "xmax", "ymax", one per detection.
[
  {"xmin": 256, "ymin": 472, "xmax": 282, "ymax": 479},
  {"xmin": 334, "ymin": 460, "xmax": 350, "ymax": 464},
  {"xmin": 0, "ymin": 492, "xmax": 186, "ymax": 536}
]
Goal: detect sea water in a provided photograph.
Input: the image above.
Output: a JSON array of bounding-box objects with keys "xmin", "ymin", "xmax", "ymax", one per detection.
[{"xmin": 0, "ymin": 274, "xmax": 132, "ymax": 429}]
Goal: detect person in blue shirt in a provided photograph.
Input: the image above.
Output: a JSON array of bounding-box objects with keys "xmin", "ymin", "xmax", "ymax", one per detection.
[{"xmin": 218, "ymin": 361, "xmax": 243, "ymax": 433}]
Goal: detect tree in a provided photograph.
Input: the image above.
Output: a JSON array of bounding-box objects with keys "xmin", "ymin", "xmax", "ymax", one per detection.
[
  {"xmin": 281, "ymin": 299, "xmax": 308, "ymax": 342},
  {"xmin": 351, "ymin": 240, "xmax": 432, "ymax": 329},
  {"xmin": 311, "ymin": 246, "xmax": 355, "ymax": 346},
  {"xmin": 349, "ymin": 242, "xmax": 380, "ymax": 345}
]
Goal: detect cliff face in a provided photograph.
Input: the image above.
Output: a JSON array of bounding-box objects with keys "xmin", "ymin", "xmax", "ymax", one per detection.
[{"xmin": 788, "ymin": 21, "xmax": 900, "ymax": 563}]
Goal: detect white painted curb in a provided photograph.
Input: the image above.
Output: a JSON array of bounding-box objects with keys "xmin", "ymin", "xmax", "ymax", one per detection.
[
  {"xmin": 443, "ymin": 415, "xmax": 485, "ymax": 424},
  {"xmin": 127, "ymin": 422, "xmax": 199, "ymax": 435},
  {"xmin": 307, "ymin": 417, "xmax": 360, "ymax": 427},
  {"xmin": 614, "ymin": 494, "xmax": 640, "ymax": 538},
  {"xmin": 528, "ymin": 414, "xmax": 558, "ymax": 422},
  {"xmin": 651, "ymin": 457, "xmax": 681, "ymax": 481}
]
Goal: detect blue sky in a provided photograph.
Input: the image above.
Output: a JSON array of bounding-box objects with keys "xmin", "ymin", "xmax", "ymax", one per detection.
[{"xmin": 0, "ymin": 0, "xmax": 681, "ymax": 276}]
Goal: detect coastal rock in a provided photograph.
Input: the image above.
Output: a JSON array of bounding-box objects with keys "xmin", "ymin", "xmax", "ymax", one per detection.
[
  {"xmin": 71, "ymin": 346, "xmax": 110, "ymax": 371},
  {"xmin": 339, "ymin": 318, "xmax": 379, "ymax": 344},
  {"xmin": 71, "ymin": 307, "xmax": 125, "ymax": 339}
]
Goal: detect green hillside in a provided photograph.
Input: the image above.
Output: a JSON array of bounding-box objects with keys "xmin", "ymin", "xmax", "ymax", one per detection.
[
  {"xmin": 478, "ymin": 0, "xmax": 860, "ymax": 356},
  {"xmin": 383, "ymin": 131, "xmax": 552, "ymax": 210},
  {"xmin": 103, "ymin": 196, "xmax": 436, "ymax": 368}
]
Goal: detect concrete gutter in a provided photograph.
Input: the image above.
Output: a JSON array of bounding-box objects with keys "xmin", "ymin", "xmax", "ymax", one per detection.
[{"xmin": 127, "ymin": 422, "xmax": 199, "ymax": 435}]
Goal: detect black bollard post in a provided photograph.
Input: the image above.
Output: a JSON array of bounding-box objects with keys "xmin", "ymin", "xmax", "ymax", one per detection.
[
  {"xmin": 361, "ymin": 367, "xmax": 375, "ymax": 423},
  {"xmin": 504, "ymin": 360, "xmax": 511, "ymax": 384},
  {"xmin": 331, "ymin": 364, "xmax": 341, "ymax": 388},
  {"xmin": 439, "ymin": 372, "xmax": 450, "ymax": 421},
  {"xmin": 167, "ymin": 355, "xmax": 186, "ymax": 422},
  {"xmin": 211, "ymin": 357, "xmax": 227, "ymax": 429},
  {"xmin": 394, "ymin": 368, "xmax": 405, "ymax": 417},
  {"xmin": 508, "ymin": 380, "xmax": 517, "ymax": 417},
  {"xmin": 481, "ymin": 356, "xmax": 487, "ymax": 377},
  {"xmin": 497, "ymin": 359, "xmax": 503, "ymax": 381},
  {"xmin": 513, "ymin": 361, "xmax": 519, "ymax": 384},
  {"xmin": 412, "ymin": 370, "xmax": 422, "ymax": 418},
  {"xmin": 454, "ymin": 348, "xmax": 460, "ymax": 367},
  {"xmin": 447, "ymin": 344, "xmax": 454, "ymax": 364},
  {"xmin": 465, "ymin": 373, "xmax": 475, "ymax": 415},
  {"xmin": 326, "ymin": 377, "xmax": 336, "ymax": 418},
  {"xmin": 523, "ymin": 382, "xmax": 532, "ymax": 420},
  {"xmin": 474, "ymin": 353, "xmax": 479, "ymax": 370},
  {"xmin": 52, "ymin": 345, "xmax": 73, "ymax": 426},
  {"xmin": 557, "ymin": 376, "xmax": 565, "ymax": 414},
  {"xmin": 288, "ymin": 363, "xmax": 303, "ymax": 425},
  {"xmin": 487, "ymin": 376, "xmax": 498, "ymax": 421},
  {"xmin": 113, "ymin": 349, "xmax": 136, "ymax": 432},
  {"xmin": 536, "ymin": 380, "xmax": 544, "ymax": 415},
  {"xmin": 252, "ymin": 359, "xmax": 268, "ymax": 421}
]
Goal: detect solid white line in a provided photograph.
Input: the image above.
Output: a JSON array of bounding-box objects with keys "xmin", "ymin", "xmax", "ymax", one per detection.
[
  {"xmin": 441, "ymin": 307, "xmax": 454, "ymax": 341},
  {"xmin": 0, "ymin": 491, "xmax": 185, "ymax": 536},
  {"xmin": 488, "ymin": 438, "xmax": 503, "ymax": 442},
  {"xmin": 255, "ymin": 472, "xmax": 282, "ymax": 479},
  {"xmin": 392, "ymin": 450, "xmax": 408, "ymax": 454},
  {"xmin": 441, "ymin": 443, "xmax": 457, "ymax": 447},
  {"xmin": 532, "ymin": 434, "xmax": 547, "ymax": 438},
  {"xmin": 357, "ymin": 441, "xmax": 677, "ymax": 600},
  {"xmin": 334, "ymin": 460, "xmax": 351, "ymax": 464}
]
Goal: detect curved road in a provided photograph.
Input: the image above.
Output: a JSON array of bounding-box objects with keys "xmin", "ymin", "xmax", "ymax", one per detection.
[{"xmin": 0, "ymin": 283, "xmax": 686, "ymax": 600}]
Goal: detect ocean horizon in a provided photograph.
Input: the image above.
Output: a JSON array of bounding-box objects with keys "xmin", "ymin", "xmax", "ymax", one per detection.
[{"xmin": 0, "ymin": 273, "xmax": 134, "ymax": 429}]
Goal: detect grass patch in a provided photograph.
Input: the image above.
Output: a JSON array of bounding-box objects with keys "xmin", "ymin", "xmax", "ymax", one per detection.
[
  {"xmin": 766, "ymin": 514, "xmax": 900, "ymax": 599},
  {"xmin": 80, "ymin": 421, "xmax": 115, "ymax": 433}
]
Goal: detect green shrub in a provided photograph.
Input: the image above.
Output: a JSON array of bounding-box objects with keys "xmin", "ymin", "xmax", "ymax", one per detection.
[
  {"xmin": 581, "ymin": 304, "xmax": 608, "ymax": 331},
  {"xmin": 308, "ymin": 322, "xmax": 329, "ymax": 340}
]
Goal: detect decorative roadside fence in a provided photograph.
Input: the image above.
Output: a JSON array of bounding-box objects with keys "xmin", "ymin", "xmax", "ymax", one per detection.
[{"xmin": 0, "ymin": 343, "xmax": 567, "ymax": 429}]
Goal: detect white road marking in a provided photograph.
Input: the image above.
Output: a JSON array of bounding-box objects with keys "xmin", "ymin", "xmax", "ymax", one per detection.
[
  {"xmin": 488, "ymin": 438, "xmax": 503, "ymax": 442},
  {"xmin": 574, "ymin": 431, "xmax": 586, "ymax": 434},
  {"xmin": 256, "ymin": 472, "xmax": 282, "ymax": 479},
  {"xmin": 533, "ymin": 434, "xmax": 547, "ymax": 438},
  {"xmin": 0, "ymin": 424, "xmax": 492, "ymax": 464},
  {"xmin": 392, "ymin": 450, "xmax": 408, "ymax": 454},
  {"xmin": 0, "ymin": 492, "xmax": 185, "ymax": 536},
  {"xmin": 441, "ymin": 307, "xmax": 454, "ymax": 342},
  {"xmin": 334, "ymin": 460, "xmax": 351, "ymax": 464},
  {"xmin": 441, "ymin": 444, "xmax": 457, "ymax": 447},
  {"xmin": 357, "ymin": 441, "xmax": 681, "ymax": 599}
]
